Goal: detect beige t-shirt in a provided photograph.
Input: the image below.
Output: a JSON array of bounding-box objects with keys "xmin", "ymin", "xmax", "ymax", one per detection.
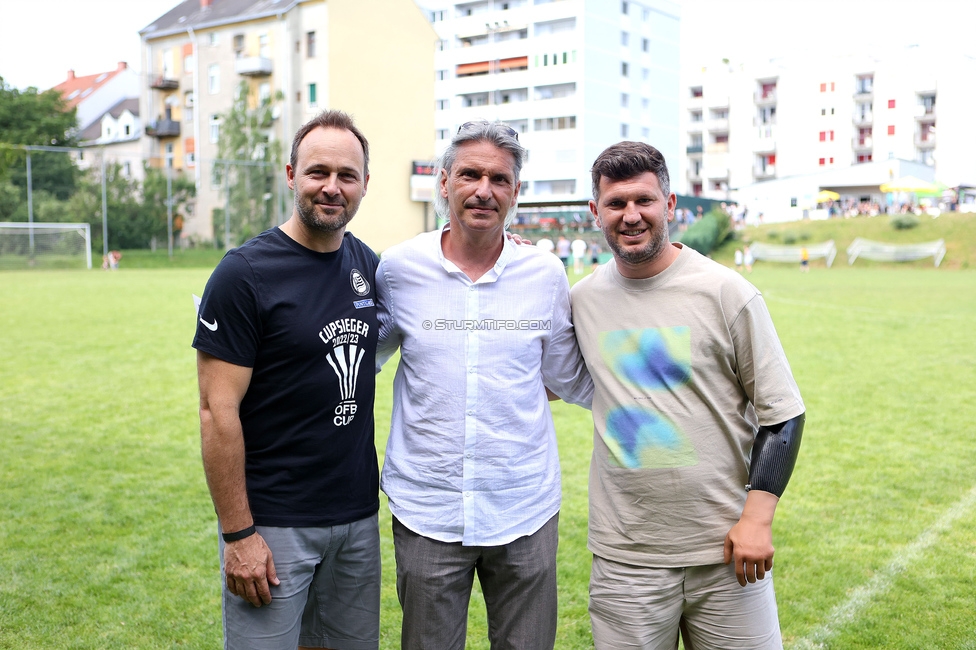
[{"xmin": 571, "ymin": 244, "xmax": 805, "ymax": 567}]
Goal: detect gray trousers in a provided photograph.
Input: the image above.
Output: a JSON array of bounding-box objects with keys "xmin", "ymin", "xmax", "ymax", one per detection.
[{"xmin": 392, "ymin": 513, "xmax": 559, "ymax": 650}]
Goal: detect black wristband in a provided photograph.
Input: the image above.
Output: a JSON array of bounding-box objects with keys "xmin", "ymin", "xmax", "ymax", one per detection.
[{"xmin": 222, "ymin": 525, "xmax": 256, "ymax": 543}]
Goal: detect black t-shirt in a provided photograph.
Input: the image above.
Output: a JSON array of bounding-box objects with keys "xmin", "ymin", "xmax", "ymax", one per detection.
[{"xmin": 193, "ymin": 228, "xmax": 379, "ymax": 527}]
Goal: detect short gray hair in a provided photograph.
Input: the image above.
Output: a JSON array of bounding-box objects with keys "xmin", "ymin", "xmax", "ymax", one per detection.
[{"xmin": 433, "ymin": 121, "xmax": 525, "ymax": 228}]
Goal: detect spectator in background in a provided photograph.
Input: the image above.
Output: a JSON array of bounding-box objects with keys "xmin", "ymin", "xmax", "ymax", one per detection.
[
  {"xmin": 556, "ymin": 234, "xmax": 571, "ymax": 268},
  {"xmin": 571, "ymin": 236, "xmax": 588, "ymax": 274},
  {"xmin": 537, "ymin": 235, "xmax": 555, "ymax": 255}
]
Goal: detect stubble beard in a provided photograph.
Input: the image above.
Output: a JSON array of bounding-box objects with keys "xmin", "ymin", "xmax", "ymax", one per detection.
[
  {"xmin": 602, "ymin": 218, "xmax": 669, "ymax": 267},
  {"xmin": 295, "ymin": 194, "xmax": 356, "ymax": 234}
]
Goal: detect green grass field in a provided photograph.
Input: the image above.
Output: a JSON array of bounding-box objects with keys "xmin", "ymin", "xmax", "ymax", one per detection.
[{"xmin": 2, "ymin": 257, "xmax": 975, "ymax": 648}]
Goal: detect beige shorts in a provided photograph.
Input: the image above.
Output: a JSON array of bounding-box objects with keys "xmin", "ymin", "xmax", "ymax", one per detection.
[{"xmin": 589, "ymin": 555, "xmax": 782, "ymax": 650}]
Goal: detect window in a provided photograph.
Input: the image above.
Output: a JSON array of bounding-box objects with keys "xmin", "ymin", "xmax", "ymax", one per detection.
[
  {"xmin": 259, "ymin": 33, "xmax": 269, "ymax": 58},
  {"xmin": 296, "ymin": 90, "xmax": 301, "ymax": 103},
  {"xmin": 436, "ymin": 99, "xmax": 449, "ymax": 110},
  {"xmin": 713, "ymin": 133, "xmax": 728, "ymax": 144},
  {"xmin": 621, "ymin": 1, "xmax": 628, "ymax": 13},
  {"xmin": 621, "ymin": 62, "xmax": 629, "ymax": 77},
  {"xmin": 621, "ymin": 32, "xmax": 629, "ymax": 46},
  {"xmin": 819, "ymin": 131, "xmax": 826, "ymax": 142},
  {"xmin": 185, "ymin": 152, "xmax": 196, "ymax": 168},
  {"xmin": 124, "ymin": 124, "xmax": 131, "ymax": 136},
  {"xmin": 436, "ymin": 128, "xmax": 449, "ymax": 140},
  {"xmin": 888, "ymin": 125, "xmax": 895, "ymax": 135},
  {"xmin": 437, "ymin": 69, "xmax": 448, "ymax": 81},
  {"xmin": 621, "ymin": 93, "xmax": 629, "ymax": 107},
  {"xmin": 533, "ymin": 116, "xmax": 576, "ymax": 130},
  {"xmin": 642, "ymin": 68, "xmax": 649, "ymax": 81},
  {"xmin": 184, "ymin": 53, "xmax": 194, "ymax": 73},
  {"xmin": 621, "ymin": 124, "xmax": 629, "ymax": 138},
  {"xmin": 308, "ymin": 83, "xmax": 317, "ymax": 107},
  {"xmin": 437, "ymin": 39, "xmax": 448, "ymax": 51},
  {"xmin": 691, "ymin": 86, "xmax": 703, "ymax": 98},
  {"xmin": 209, "ymin": 32, "xmax": 219, "ymax": 47},
  {"xmin": 857, "ymin": 153, "xmax": 873, "ymax": 163},
  {"xmin": 258, "ymin": 82, "xmax": 270, "ymax": 105},
  {"xmin": 641, "ymin": 97, "xmax": 649, "ymax": 109},
  {"xmin": 820, "ymin": 83, "xmax": 826, "ymax": 92},
  {"xmin": 535, "ymin": 82, "xmax": 575, "ymax": 100},
  {"xmin": 819, "ymin": 158, "xmax": 825, "ymax": 166},
  {"xmin": 829, "ymin": 130, "xmax": 835, "ymax": 141},
  {"xmin": 208, "ymin": 64, "xmax": 219, "ymax": 93},
  {"xmin": 123, "ymin": 161, "xmax": 132, "ymax": 176},
  {"xmin": 888, "ymin": 99, "xmax": 896, "ymax": 109},
  {"xmin": 690, "ymin": 110, "xmax": 702, "ymax": 122},
  {"xmin": 306, "ymin": 31, "xmax": 316, "ymax": 57},
  {"xmin": 821, "ymin": 108, "xmax": 826, "ymax": 116},
  {"xmin": 641, "ymin": 127, "xmax": 650, "ymax": 139},
  {"xmin": 209, "ymin": 114, "xmax": 221, "ymax": 143},
  {"xmin": 829, "ymin": 157, "xmax": 834, "ymax": 164},
  {"xmin": 831, "ymin": 82, "xmax": 835, "ymax": 91},
  {"xmin": 165, "ymin": 143, "xmax": 174, "ymax": 168},
  {"xmin": 534, "ymin": 18, "xmax": 576, "ymax": 36},
  {"xmin": 642, "ymin": 38, "xmax": 649, "ymax": 52},
  {"xmin": 233, "ymin": 33, "xmax": 244, "ymax": 57}
]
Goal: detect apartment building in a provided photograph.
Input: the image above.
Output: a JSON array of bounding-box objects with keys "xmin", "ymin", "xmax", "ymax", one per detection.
[
  {"xmin": 140, "ymin": 0, "xmax": 436, "ymax": 251},
  {"xmin": 418, "ymin": 0, "xmax": 680, "ymax": 205},
  {"xmin": 679, "ymin": 45, "xmax": 976, "ymax": 200}
]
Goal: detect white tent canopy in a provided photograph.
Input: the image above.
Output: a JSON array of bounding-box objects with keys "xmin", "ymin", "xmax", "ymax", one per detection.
[{"xmin": 751, "ymin": 240, "xmax": 838, "ymax": 267}]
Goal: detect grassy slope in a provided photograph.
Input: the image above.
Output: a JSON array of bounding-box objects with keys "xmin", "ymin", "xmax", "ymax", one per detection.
[{"xmin": 712, "ymin": 211, "xmax": 976, "ymax": 270}]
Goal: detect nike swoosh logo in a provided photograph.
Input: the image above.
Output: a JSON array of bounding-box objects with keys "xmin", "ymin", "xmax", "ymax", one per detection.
[{"xmin": 199, "ymin": 317, "xmax": 218, "ymax": 332}]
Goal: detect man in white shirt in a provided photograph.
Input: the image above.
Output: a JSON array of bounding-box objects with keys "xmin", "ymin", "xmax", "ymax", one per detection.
[{"xmin": 376, "ymin": 121, "xmax": 592, "ymax": 650}]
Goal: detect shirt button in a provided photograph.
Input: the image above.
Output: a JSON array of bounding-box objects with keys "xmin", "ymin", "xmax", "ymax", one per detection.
[
  {"xmin": 466, "ymin": 410, "xmax": 473, "ymax": 416},
  {"xmin": 465, "ymin": 452, "xmax": 473, "ymax": 459}
]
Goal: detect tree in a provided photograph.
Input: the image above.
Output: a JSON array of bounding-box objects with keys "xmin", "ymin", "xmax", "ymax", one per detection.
[
  {"xmin": 66, "ymin": 162, "xmax": 195, "ymax": 251},
  {"xmin": 212, "ymin": 80, "xmax": 284, "ymax": 247},
  {"xmin": 0, "ymin": 76, "xmax": 78, "ymax": 203}
]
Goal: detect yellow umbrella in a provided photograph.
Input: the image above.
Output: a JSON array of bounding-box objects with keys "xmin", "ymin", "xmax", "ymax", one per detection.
[
  {"xmin": 880, "ymin": 176, "xmax": 938, "ymax": 193},
  {"xmin": 815, "ymin": 190, "xmax": 840, "ymax": 202}
]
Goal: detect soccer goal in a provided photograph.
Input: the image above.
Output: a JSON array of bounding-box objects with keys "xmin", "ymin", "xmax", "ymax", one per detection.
[
  {"xmin": 750, "ymin": 240, "xmax": 838, "ymax": 267},
  {"xmin": 0, "ymin": 222, "xmax": 93, "ymax": 270},
  {"xmin": 846, "ymin": 238, "xmax": 946, "ymax": 267}
]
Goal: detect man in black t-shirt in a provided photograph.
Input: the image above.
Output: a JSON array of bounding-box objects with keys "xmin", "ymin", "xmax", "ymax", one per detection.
[{"xmin": 193, "ymin": 110, "xmax": 381, "ymax": 650}]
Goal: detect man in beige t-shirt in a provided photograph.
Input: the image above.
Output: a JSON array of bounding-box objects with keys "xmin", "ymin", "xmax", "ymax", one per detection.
[{"xmin": 571, "ymin": 142, "xmax": 806, "ymax": 650}]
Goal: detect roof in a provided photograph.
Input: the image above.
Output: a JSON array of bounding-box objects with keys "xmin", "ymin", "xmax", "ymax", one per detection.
[
  {"xmin": 51, "ymin": 62, "xmax": 130, "ymax": 109},
  {"xmin": 140, "ymin": 0, "xmax": 300, "ymax": 40},
  {"xmin": 78, "ymin": 98, "xmax": 141, "ymax": 143}
]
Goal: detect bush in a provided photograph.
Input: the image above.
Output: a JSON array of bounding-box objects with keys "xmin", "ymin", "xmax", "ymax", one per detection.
[
  {"xmin": 890, "ymin": 213, "xmax": 920, "ymax": 230},
  {"xmin": 680, "ymin": 209, "xmax": 731, "ymax": 255}
]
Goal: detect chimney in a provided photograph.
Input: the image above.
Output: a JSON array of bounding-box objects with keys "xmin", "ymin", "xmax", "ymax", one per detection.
[
  {"xmin": 118, "ymin": 62, "xmax": 128, "ymax": 70},
  {"xmin": 67, "ymin": 70, "xmax": 75, "ymax": 80},
  {"xmin": 201, "ymin": 0, "xmax": 212, "ymax": 8}
]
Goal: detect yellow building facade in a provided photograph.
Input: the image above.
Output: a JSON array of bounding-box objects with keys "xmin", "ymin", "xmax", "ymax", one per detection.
[{"xmin": 141, "ymin": 0, "xmax": 436, "ymax": 252}]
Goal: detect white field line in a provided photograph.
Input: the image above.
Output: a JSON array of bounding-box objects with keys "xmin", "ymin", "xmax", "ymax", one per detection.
[{"xmin": 791, "ymin": 484, "xmax": 976, "ymax": 650}]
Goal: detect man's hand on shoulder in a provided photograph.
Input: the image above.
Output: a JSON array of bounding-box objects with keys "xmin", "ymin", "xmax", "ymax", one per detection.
[
  {"xmin": 723, "ymin": 489, "xmax": 779, "ymax": 586},
  {"xmin": 224, "ymin": 532, "xmax": 280, "ymax": 606}
]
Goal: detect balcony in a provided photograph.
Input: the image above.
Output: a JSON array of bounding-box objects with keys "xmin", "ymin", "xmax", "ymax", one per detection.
[
  {"xmin": 705, "ymin": 142, "xmax": 729, "ymax": 154},
  {"xmin": 754, "ymin": 89, "xmax": 777, "ymax": 105},
  {"xmin": 754, "ymin": 135, "xmax": 776, "ymax": 153},
  {"xmin": 687, "ymin": 167, "xmax": 701, "ymax": 182},
  {"xmin": 852, "ymin": 136, "xmax": 873, "ymax": 151},
  {"xmin": 149, "ymin": 75, "xmax": 179, "ymax": 90},
  {"xmin": 915, "ymin": 132, "xmax": 936, "ymax": 148},
  {"xmin": 235, "ymin": 57, "xmax": 273, "ymax": 76},
  {"xmin": 853, "ymin": 113, "xmax": 873, "ymax": 127},
  {"xmin": 146, "ymin": 119, "xmax": 180, "ymax": 138},
  {"xmin": 686, "ymin": 145, "xmax": 703, "ymax": 154},
  {"xmin": 754, "ymin": 164, "xmax": 776, "ymax": 179}
]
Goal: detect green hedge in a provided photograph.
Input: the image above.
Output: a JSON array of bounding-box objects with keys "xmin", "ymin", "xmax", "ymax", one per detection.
[{"xmin": 678, "ymin": 209, "xmax": 731, "ymax": 255}]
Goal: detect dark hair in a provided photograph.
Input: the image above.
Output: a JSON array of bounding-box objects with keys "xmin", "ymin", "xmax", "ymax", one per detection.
[
  {"xmin": 434, "ymin": 121, "xmax": 525, "ymax": 227},
  {"xmin": 289, "ymin": 110, "xmax": 369, "ymax": 175},
  {"xmin": 590, "ymin": 141, "xmax": 670, "ymax": 200}
]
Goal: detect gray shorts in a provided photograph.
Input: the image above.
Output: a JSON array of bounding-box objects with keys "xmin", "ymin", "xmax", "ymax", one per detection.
[
  {"xmin": 589, "ymin": 556, "xmax": 782, "ymax": 650},
  {"xmin": 219, "ymin": 514, "xmax": 380, "ymax": 650}
]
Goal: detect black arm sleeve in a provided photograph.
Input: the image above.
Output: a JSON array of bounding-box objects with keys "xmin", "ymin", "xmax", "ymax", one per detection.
[{"xmin": 746, "ymin": 412, "xmax": 805, "ymax": 498}]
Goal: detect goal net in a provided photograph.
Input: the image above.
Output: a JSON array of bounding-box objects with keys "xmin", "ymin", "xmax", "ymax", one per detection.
[
  {"xmin": 846, "ymin": 238, "xmax": 946, "ymax": 267},
  {"xmin": 0, "ymin": 222, "xmax": 92, "ymax": 270},
  {"xmin": 750, "ymin": 240, "xmax": 838, "ymax": 267}
]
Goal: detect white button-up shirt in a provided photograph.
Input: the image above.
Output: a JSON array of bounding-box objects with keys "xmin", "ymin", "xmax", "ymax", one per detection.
[{"xmin": 376, "ymin": 227, "xmax": 592, "ymax": 546}]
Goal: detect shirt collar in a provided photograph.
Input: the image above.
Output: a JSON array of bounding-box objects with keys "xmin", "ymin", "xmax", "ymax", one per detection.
[{"xmin": 436, "ymin": 224, "xmax": 517, "ymax": 284}]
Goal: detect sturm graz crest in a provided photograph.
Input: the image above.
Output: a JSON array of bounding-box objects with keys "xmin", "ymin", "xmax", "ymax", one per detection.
[{"xmin": 350, "ymin": 269, "xmax": 370, "ymax": 296}]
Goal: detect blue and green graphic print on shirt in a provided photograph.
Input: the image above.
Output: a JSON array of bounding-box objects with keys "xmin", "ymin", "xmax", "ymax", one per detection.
[{"xmin": 599, "ymin": 327, "xmax": 698, "ymax": 469}]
